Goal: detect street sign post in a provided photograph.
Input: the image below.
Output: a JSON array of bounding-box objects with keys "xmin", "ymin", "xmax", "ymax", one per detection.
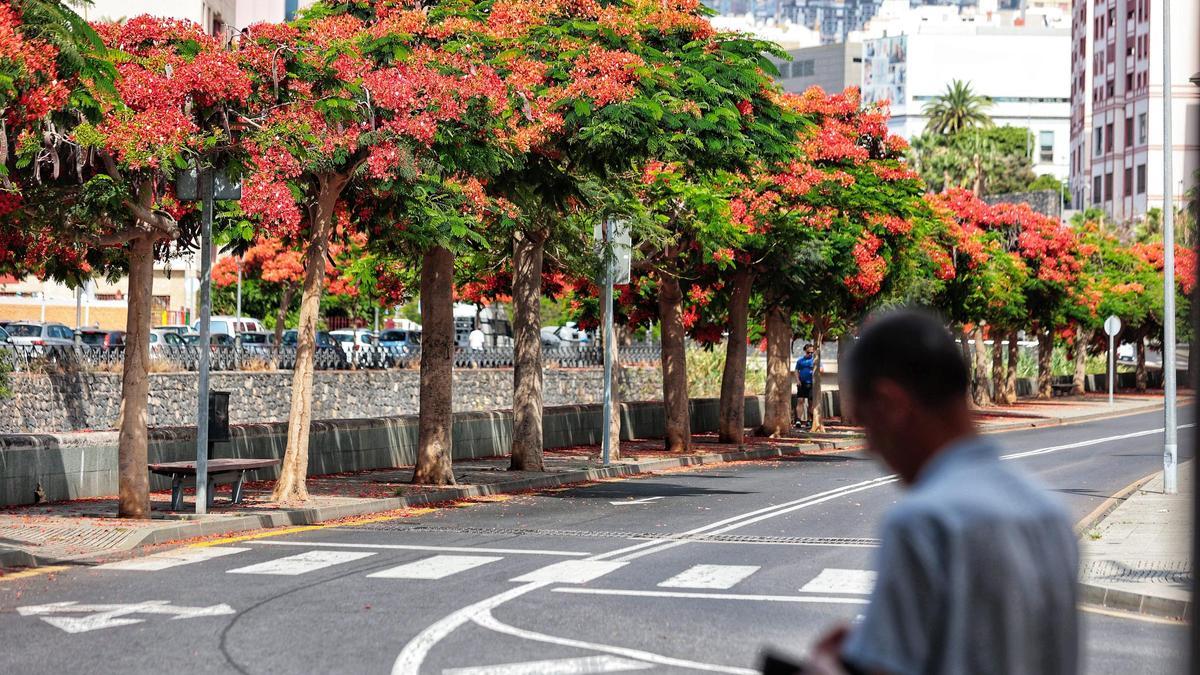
[
  {"xmin": 594, "ymin": 219, "xmax": 631, "ymax": 466},
  {"xmin": 1104, "ymin": 315, "xmax": 1121, "ymax": 407},
  {"xmin": 1159, "ymin": 0, "xmax": 1178, "ymax": 495},
  {"xmin": 178, "ymin": 165, "xmax": 241, "ymax": 514}
]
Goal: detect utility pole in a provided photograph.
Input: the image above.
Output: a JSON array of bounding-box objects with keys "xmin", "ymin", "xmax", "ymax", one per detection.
[
  {"xmin": 194, "ymin": 168, "xmax": 214, "ymax": 514},
  {"xmin": 1160, "ymin": 0, "xmax": 1177, "ymax": 494}
]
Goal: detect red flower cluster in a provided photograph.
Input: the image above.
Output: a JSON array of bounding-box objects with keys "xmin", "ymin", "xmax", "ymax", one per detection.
[{"xmin": 844, "ymin": 232, "xmax": 886, "ymax": 298}]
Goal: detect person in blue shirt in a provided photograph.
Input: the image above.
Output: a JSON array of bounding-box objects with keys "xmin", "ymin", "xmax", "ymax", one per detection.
[{"xmin": 794, "ymin": 344, "xmax": 816, "ymax": 428}]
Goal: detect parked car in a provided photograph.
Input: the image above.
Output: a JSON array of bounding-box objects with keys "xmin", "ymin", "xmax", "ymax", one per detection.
[
  {"xmin": 149, "ymin": 329, "xmax": 187, "ymax": 346},
  {"xmin": 282, "ymin": 329, "xmax": 349, "ymax": 369},
  {"xmin": 238, "ymin": 331, "xmax": 276, "ymax": 357},
  {"xmin": 76, "ymin": 328, "xmax": 126, "ymax": 348},
  {"xmin": 0, "ymin": 325, "xmax": 9, "ymax": 344},
  {"xmin": 330, "ymin": 329, "xmax": 377, "ymax": 352},
  {"xmin": 191, "ymin": 316, "xmax": 265, "ymax": 338},
  {"xmin": 6, "ymin": 321, "xmax": 76, "ymax": 348},
  {"xmin": 182, "ymin": 332, "xmax": 235, "ymax": 346},
  {"xmin": 541, "ymin": 322, "xmax": 588, "ymax": 347},
  {"xmin": 378, "ymin": 328, "xmax": 420, "ymax": 354},
  {"xmin": 153, "ymin": 324, "xmax": 192, "ymax": 336}
]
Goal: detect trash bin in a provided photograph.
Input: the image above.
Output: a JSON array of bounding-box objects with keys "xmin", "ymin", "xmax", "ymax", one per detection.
[{"xmin": 208, "ymin": 390, "xmax": 231, "ymax": 451}]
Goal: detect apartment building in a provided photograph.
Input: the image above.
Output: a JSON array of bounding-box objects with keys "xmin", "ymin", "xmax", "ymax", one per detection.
[{"xmin": 1069, "ymin": 0, "xmax": 1200, "ymax": 221}]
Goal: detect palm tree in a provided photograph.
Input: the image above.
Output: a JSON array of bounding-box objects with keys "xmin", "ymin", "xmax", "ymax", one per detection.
[{"xmin": 922, "ymin": 80, "xmax": 994, "ymax": 135}]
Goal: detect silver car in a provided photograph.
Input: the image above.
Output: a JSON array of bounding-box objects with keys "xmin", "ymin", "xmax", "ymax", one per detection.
[{"xmin": 6, "ymin": 321, "xmax": 76, "ymax": 348}]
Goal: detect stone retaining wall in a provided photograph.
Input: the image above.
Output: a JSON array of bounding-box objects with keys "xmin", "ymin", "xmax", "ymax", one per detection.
[
  {"xmin": 1, "ymin": 367, "xmax": 664, "ymax": 434},
  {"xmin": 0, "ymin": 396, "xmax": 780, "ymax": 507}
]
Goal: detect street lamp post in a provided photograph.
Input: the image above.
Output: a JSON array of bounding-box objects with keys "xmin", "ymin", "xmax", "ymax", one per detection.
[{"xmin": 1160, "ymin": 0, "xmax": 1177, "ymax": 494}]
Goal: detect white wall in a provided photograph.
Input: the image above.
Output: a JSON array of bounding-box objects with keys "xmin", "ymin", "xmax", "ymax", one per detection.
[
  {"xmin": 80, "ymin": 0, "xmax": 236, "ymax": 33},
  {"xmin": 879, "ymin": 29, "xmax": 1071, "ymax": 179}
]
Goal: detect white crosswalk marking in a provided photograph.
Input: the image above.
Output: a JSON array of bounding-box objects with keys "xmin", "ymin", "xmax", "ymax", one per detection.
[
  {"xmin": 226, "ymin": 550, "xmax": 375, "ymax": 576},
  {"xmin": 368, "ymin": 555, "xmax": 503, "ymax": 580},
  {"xmin": 799, "ymin": 568, "xmax": 877, "ymax": 595},
  {"xmin": 443, "ymin": 655, "xmax": 653, "ymax": 675},
  {"xmin": 95, "ymin": 546, "xmax": 250, "ymax": 571},
  {"xmin": 510, "ymin": 560, "xmax": 627, "ymax": 584},
  {"xmin": 657, "ymin": 564, "xmax": 760, "ymax": 590}
]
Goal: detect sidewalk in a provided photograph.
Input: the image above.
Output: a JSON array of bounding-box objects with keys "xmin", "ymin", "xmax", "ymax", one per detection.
[
  {"xmin": 1078, "ymin": 462, "xmax": 1193, "ymax": 620},
  {"xmin": 0, "ymin": 393, "xmax": 1173, "ymax": 572}
]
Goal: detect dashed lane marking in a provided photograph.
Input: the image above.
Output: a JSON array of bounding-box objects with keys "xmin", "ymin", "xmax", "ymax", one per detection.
[
  {"xmin": 554, "ymin": 587, "xmax": 871, "ymax": 605},
  {"xmin": 657, "ymin": 564, "xmax": 760, "ymax": 590},
  {"xmin": 799, "ymin": 568, "xmax": 877, "ymax": 595},
  {"xmin": 442, "ymin": 655, "xmax": 653, "ymax": 675},
  {"xmin": 367, "ymin": 555, "xmax": 503, "ymax": 580},
  {"xmin": 95, "ymin": 546, "xmax": 250, "ymax": 571},
  {"xmin": 226, "ymin": 550, "xmax": 375, "ymax": 576},
  {"xmin": 510, "ymin": 560, "xmax": 628, "ymax": 584},
  {"xmin": 253, "ymin": 540, "xmax": 588, "ymax": 557}
]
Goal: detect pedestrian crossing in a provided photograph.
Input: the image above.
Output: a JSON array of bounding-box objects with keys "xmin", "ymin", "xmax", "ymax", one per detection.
[{"xmin": 95, "ymin": 545, "xmax": 876, "ymax": 595}]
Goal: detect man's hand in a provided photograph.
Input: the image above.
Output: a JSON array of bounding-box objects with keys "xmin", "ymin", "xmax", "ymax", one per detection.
[{"xmin": 804, "ymin": 624, "xmax": 851, "ymax": 675}]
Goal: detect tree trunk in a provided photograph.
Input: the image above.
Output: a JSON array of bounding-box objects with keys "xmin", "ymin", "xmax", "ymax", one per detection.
[
  {"xmin": 273, "ymin": 180, "xmax": 342, "ymax": 502},
  {"xmin": 971, "ymin": 325, "xmax": 992, "ymax": 406},
  {"xmin": 718, "ymin": 267, "xmax": 752, "ymax": 445},
  {"xmin": 1135, "ymin": 333, "xmax": 1148, "ymax": 392},
  {"xmin": 760, "ymin": 304, "xmax": 792, "ymax": 437},
  {"xmin": 808, "ymin": 322, "xmax": 826, "ymax": 433},
  {"xmin": 1036, "ymin": 327, "xmax": 1053, "ymax": 400},
  {"xmin": 658, "ymin": 274, "xmax": 691, "ymax": 453},
  {"xmin": 1006, "ymin": 331, "xmax": 1019, "ymax": 402},
  {"xmin": 992, "ymin": 330, "xmax": 1006, "ymax": 405},
  {"xmin": 1072, "ymin": 325, "xmax": 1087, "ymax": 396},
  {"xmin": 413, "ymin": 245, "xmax": 456, "ymax": 485},
  {"xmin": 116, "ymin": 234, "xmax": 155, "ymax": 518},
  {"xmin": 510, "ymin": 230, "xmax": 547, "ymax": 471},
  {"xmin": 273, "ymin": 285, "xmax": 294, "ymax": 348}
]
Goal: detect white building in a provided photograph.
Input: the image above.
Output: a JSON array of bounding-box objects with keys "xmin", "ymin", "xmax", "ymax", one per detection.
[
  {"xmin": 857, "ymin": 13, "xmax": 1072, "ymax": 179},
  {"xmin": 78, "ymin": 0, "xmax": 236, "ymax": 35},
  {"xmin": 1069, "ymin": 0, "xmax": 1200, "ymax": 222},
  {"xmin": 769, "ymin": 42, "xmax": 864, "ymax": 96}
]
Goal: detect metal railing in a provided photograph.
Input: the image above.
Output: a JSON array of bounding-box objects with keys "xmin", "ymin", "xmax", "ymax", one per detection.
[{"xmin": 0, "ymin": 343, "xmax": 666, "ymax": 374}]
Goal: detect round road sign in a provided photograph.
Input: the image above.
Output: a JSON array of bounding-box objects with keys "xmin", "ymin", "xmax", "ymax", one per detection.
[{"xmin": 1104, "ymin": 315, "xmax": 1122, "ymax": 336}]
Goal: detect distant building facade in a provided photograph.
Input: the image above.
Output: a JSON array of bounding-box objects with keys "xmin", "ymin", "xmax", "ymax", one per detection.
[
  {"xmin": 1068, "ymin": 0, "xmax": 1200, "ymax": 222},
  {"xmin": 770, "ymin": 42, "xmax": 864, "ymax": 95},
  {"xmin": 81, "ymin": 0, "xmax": 236, "ymax": 35}
]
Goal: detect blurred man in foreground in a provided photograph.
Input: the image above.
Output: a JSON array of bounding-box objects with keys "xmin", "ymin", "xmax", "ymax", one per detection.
[{"xmin": 806, "ymin": 309, "xmax": 1078, "ymax": 675}]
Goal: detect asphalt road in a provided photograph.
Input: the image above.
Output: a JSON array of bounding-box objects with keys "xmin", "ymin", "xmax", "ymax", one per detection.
[{"xmin": 0, "ymin": 407, "xmax": 1193, "ymax": 675}]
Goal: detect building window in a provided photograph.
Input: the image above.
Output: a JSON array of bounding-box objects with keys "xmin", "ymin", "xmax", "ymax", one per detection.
[
  {"xmin": 1093, "ymin": 176, "xmax": 1102, "ymax": 203},
  {"xmin": 794, "ymin": 59, "xmax": 815, "ymax": 77},
  {"xmin": 1136, "ymin": 164, "xmax": 1147, "ymax": 194},
  {"xmin": 1125, "ymin": 116, "xmax": 1133, "ymax": 146},
  {"xmin": 1105, "ymin": 172, "xmax": 1114, "ymax": 201},
  {"xmin": 1106, "ymin": 80, "xmax": 1115, "ymax": 98},
  {"xmin": 1094, "ymin": 126, "xmax": 1103, "ymax": 155},
  {"xmin": 1039, "ymin": 131, "xmax": 1054, "ymax": 162},
  {"xmin": 1125, "ymin": 72, "xmax": 1133, "ymax": 92},
  {"xmin": 1105, "ymin": 122, "xmax": 1114, "ymax": 152},
  {"xmin": 1124, "ymin": 167, "xmax": 1133, "ymax": 197},
  {"xmin": 1138, "ymin": 112, "xmax": 1147, "ymax": 143}
]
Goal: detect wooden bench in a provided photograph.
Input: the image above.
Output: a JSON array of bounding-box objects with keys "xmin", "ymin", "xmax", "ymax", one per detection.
[
  {"xmin": 1051, "ymin": 382, "xmax": 1076, "ymax": 397},
  {"xmin": 149, "ymin": 459, "xmax": 281, "ymax": 511}
]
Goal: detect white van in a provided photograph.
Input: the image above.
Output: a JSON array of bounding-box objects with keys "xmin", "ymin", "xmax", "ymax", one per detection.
[{"xmin": 192, "ymin": 316, "xmax": 265, "ymax": 338}]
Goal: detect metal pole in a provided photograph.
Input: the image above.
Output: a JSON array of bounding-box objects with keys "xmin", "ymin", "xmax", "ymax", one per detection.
[
  {"xmin": 1108, "ymin": 332, "xmax": 1114, "ymax": 407},
  {"xmin": 236, "ymin": 258, "xmax": 242, "ymax": 325},
  {"xmin": 601, "ymin": 218, "xmax": 614, "ymax": 466},
  {"xmin": 195, "ymin": 168, "xmax": 214, "ymax": 514},
  {"xmin": 1161, "ymin": 0, "xmax": 1177, "ymax": 494}
]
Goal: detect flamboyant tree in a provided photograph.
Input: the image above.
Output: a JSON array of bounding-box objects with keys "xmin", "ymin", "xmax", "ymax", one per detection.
[
  {"xmin": 754, "ymin": 87, "xmax": 928, "ymax": 434},
  {"xmin": 3, "ymin": 11, "xmax": 250, "ymax": 518}
]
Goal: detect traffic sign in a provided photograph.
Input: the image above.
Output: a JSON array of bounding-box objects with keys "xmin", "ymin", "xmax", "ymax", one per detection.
[
  {"xmin": 1104, "ymin": 315, "xmax": 1122, "ymax": 336},
  {"xmin": 593, "ymin": 218, "xmax": 631, "ymax": 285}
]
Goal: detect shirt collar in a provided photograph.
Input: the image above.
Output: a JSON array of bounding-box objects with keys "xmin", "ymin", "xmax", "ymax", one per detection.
[{"xmin": 913, "ymin": 434, "xmax": 998, "ymax": 487}]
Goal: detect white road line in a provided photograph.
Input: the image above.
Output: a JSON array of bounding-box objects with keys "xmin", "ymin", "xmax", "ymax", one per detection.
[
  {"xmin": 554, "ymin": 587, "xmax": 871, "ymax": 605},
  {"xmin": 226, "ymin": 550, "xmax": 375, "ymax": 576},
  {"xmin": 511, "ymin": 560, "xmax": 627, "ymax": 584},
  {"xmin": 999, "ymin": 423, "xmax": 1195, "ymax": 461},
  {"xmin": 95, "ymin": 546, "xmax": 250, "ymax": 571},
  {"xmin": 442, "ymin": 655, "xmax": 653, "ymax": 675},
  {"xmin": 799, "ymin": 568, "xmax": 877, "ymax": 595},
  {"xmin": 657, "ymin": 564, "xmax": 760, "ymax": 590},
  {"xmin": 368, "ymin": 555, "xmax": 503, "ymax": 580},
  {"xmin": 394, "ymin": 419, "xmax": 1191, "ymax": 674},
  {"xmin": 471, "ymin": 610, "xmax": 758, "ymax": 675},
  {"xmin": 253, "ymin": 540, "xmax": 587, "ymax": 557}
]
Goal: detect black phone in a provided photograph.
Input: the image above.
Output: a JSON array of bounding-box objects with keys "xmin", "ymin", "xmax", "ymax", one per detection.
[{"xmin": 759, "ymin": 650, "xmax": 808, "ymax": 675}]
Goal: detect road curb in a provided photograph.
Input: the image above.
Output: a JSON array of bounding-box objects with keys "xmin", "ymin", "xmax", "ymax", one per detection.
[
  {"xmin": 980, "ymin": 399, "xmax": 1174, "ymax": 434},
  {"xmin": 1073, "ymin": 470, "xmax": 1160, "ymax": 535},
  {"xmin": 1078, "ymin": 582, "xmax": 1191, "ymax": 621},
  {"xmin": 1, "ymin": 437, "xmax": 863, "ymax": 569}
]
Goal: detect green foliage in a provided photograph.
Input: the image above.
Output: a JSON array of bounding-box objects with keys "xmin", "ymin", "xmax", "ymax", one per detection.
[
  {"xmin": 921, "ymin": 79, "xmax": 993, "ymax": 135},
  {"xmin": 686, "ymin": 346, "xmax": 766, "ymax": 399},
  {"xmin": 1028, "ymin": 174, "xmax": 1069, "ymax": 202},
  {"xmin": 909, "ymin": 125, "xmax": 1036, "ymax": 196}
]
